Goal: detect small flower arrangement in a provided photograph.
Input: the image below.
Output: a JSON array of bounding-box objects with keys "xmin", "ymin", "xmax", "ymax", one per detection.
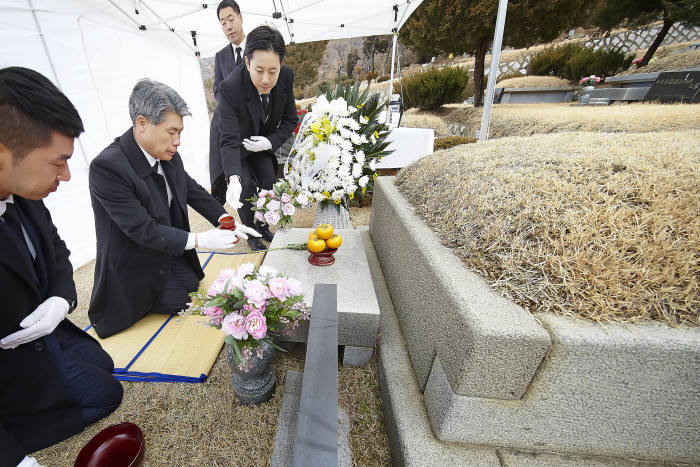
[
  {"xmin": 632, "ymin": 57, "xmax": 643, "ymax": 67},
  {"xmin": 184, "ymin": 263, "xmax": 310, "ymax": 371},
  {"xmin": 284, "ymin": 83, "xmax": 393, "ymax": 209},
  {"xmin": 579, "ymin": 75, "xmax": 602, "ymax": 87},
  {"xmin": 248, "ymin": 179, "xmax": 310, "ymax": 229}
]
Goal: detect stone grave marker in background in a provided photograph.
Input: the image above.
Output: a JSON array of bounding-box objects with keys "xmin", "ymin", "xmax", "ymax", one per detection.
[{"xmin": 645, "ymin": 70, "xmax": 700, "ymax": 103}]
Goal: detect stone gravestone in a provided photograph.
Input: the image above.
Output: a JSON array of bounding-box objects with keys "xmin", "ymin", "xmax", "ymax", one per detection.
[{"xmin": 644, "ymin": 70, "xmax": 700, "ymax": 103}]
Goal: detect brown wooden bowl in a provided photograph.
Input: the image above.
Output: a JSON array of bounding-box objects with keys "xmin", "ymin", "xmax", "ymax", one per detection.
[
  {"xmin": 307, "ymin": 247, "xmax": 337, "ymax": 266},
  {"xmin": 74, "ymin": 422, "xmax": 144, "ymax": 467}
]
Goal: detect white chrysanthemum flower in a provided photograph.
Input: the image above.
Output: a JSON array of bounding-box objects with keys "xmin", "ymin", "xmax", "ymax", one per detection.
[
  {"xmin": 359, "ymin": 175, "xmax": 369, "ymax": 187},
  {"xmin": 369, "ymin": 159, "xmax": 377, "ymax": 171},
  {"xmin": 352, "ymin": 163, "xmax": 362, "ymax": 178},
  {"xmin": 359, "ymin": 115, "xmax": 369, "ymax": 124},
  {"xmin": 354, "ymin": 151, "xmax": 365, "ymax": 163}
]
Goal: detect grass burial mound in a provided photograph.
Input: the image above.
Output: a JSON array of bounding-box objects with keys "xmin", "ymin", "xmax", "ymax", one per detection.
[
  {"xmin": 496, "ymin": 75, "xmax": 573, "ymax": 88},
  {"xmin": 396, "ymin": 130, "xmax": 700, "ymax": 326},
  {"xmin": 438, "ymin": 102, "xmax": 700, "ymax": 139},
  {"xmin": 625, "ymin": 49, "xmax": 700, "ymax": 75}
]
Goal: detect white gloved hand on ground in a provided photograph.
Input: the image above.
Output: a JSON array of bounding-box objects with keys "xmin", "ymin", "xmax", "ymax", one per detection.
[
  {"xmin": 226, "ymin": 176, "xmax": 243, "ymax": 209},
  {"xmin": 197, "ymin": 229, "xmax": 239, "ymax": 250},
  {"xmin": 242, "ymin": 136, "xmax": 272, "ymax": 153},
  {"xmin": 0, "ymin": 297, "xmax": 69, "ymax": 349}
]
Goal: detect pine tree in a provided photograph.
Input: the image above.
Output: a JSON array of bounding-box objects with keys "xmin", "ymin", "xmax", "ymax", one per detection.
[
  {"xmin": 401, "ymin": 0, "xmax": 588, "ymax": 106},
  {"xmin": 592, "ymin": 0, "xmax": 700, "ymax": 67}
]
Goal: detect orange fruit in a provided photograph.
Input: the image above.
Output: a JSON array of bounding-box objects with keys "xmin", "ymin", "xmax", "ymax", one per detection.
[
  {"xmin": 325, "ymin": 234, "xmax": 342, "ymax": 249},
  {"xmin": 316, "ymin": 223, "xmax": 333, "ymax": 240},
  {"xmin": 307, "ymin": 237, "xmax": 326, "ymax": 253},
  {"xmin": 309, "ymin": 231, "xmax": 318, "ymax": 240}
]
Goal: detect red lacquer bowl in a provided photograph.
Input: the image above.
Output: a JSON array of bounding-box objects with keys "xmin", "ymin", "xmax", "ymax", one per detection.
[
  {"xmin": 218, "ymin": 215, "xmax": 239, "ymax": 244},
  {"xmin": 74, "ymin": 422, "xmax": 145, "ymax": 467},
  {"xmin": 308, "ymin": 247, "xmax": 338, "ymax": 266}
]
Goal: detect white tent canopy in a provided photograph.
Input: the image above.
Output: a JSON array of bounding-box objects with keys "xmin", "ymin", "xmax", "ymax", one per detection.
[{"xmin": 0, "ymin": 0, "xmax": 422, "ymax": 269}]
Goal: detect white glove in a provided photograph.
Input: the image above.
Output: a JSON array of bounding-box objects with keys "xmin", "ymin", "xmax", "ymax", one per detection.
[
  {"xmin": 17, "ymin": 456, "xmax": 46, "ymax": 467},
  {"xmin": 0, "ymin": 297, "xmax": 69, "ymax": 349},
  {"xmin": 226, "ymin": 176, "xmax": 243, "ymax": 209},
  {"xmin": 233, "ymin": 223, "xmax": 262, "ymax": 241},
  {"xmin": 197, "ymin": 229, "xmax": 240, "ymax": 250},
  {"xmin": 242, "ymin": 136, "xmax": 272, "ymax": 152}
]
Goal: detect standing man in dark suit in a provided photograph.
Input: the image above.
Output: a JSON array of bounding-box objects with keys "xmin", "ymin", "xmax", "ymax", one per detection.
[
  {"xmin": 0, "ymin": 67, "xmax": 122, "ymax": 467},
  {"xmin": 88, "ymin": 79, "xmax": 259, "ymax": 339},
  {"xmin": 209, "ymin": 0, "xmax": 245, "ymax": 205},
  {"xmin": 217, "ymin": 25, "xmax": 298, "ymax": 251}
]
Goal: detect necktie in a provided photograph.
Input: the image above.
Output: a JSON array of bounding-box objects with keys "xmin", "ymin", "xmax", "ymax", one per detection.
[
  {"xmin": 235, "ymin": 46, "xmax": 242, "ymax": 66},
  {"xmin": 2, "ymin": 203, "xmax": 27, "ymax": 246},
  {"xmin": 262, "ymin": 94, "xmax": 270, "ymax": 122},
  {"xmin": 152, "ymin": 162, "xmax": 168, "ymax": 207}
]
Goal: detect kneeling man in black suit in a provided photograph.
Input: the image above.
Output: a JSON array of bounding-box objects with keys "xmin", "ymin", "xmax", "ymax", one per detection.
[
  {"xmin": 88, "ymin": 79, "xmax": 259, "ymax": 339},
  {"xmin": 0, "ymin": 67, "xmax": 122, "ymax": 467}
]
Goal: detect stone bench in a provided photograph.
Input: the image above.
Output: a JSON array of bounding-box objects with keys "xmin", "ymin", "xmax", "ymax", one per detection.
[
  {"xmin": 500, "ymin": 86, "xmax": 577, "ymax": 104},
  {"xmin": 262, "ymin": 227, "xmax": 380, "ymax": 366}
]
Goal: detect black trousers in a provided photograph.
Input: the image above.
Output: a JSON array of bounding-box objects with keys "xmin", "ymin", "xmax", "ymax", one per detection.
[
  {"xmin": 46, "ymin": 326, "xmax": 123, "ymax": 425},
  {"xmin": 237, "ymin": 154, "xmax": 276, "ymax": 227},
  {"xmin": 158, "ymin": 255, "xmax": 200, "ymax": 313}
]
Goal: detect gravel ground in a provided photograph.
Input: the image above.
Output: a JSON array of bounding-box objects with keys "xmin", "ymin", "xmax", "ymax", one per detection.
[{"xmin": 32, "ymin": 200, "xmax": 388, "ymax": 466}]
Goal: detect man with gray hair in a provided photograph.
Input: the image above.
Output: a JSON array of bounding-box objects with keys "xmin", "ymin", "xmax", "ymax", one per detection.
[{"xmin": 88, "ymin": 79, "xmax": 259, "ymax": 338}]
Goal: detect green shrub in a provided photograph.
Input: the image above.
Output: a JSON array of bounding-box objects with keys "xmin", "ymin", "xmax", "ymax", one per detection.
[
  {"xmin": 376, "ymin": 74, "xmax": 390, "ymax": 82},
  {"xmin": 563, "ymin": 47, "xmax": 634, "ymax": 81},
  {"xmin": 527, "ymin": 43, "xmax": 585, "ymax": 77},
  {"xmin": 528, "ymin": 43, "xmax": 634, "ymax": 81},
  {"xmin": 434, "ymin": 136, "xmax": 477, "ymax": 151},
  {"xmin": 401, "ymin": 66, "xmax": 469, "ymax": 110}
]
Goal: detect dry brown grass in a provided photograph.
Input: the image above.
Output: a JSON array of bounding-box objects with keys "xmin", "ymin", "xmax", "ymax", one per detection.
[
  {"xmin": 496, "ymin": 75, "xmax": 573, "ymax": 88},
  {"xmin": 622, "ymin": 50, "xmax": 700, "ymax": 75},
  {"xmin": 33, "ymin": 203, "xmax": 387, "ymax": 466},
  {"xmin": 438, "ymin": 102, "xmax": 700, "ymax": 138},
  {"xmin": 401, "ymin": 108, "xmax": 451, "ymax": 137},
  {"xmin": 396, "ymin": 130, "xmax": 700, "ymax": 326}
]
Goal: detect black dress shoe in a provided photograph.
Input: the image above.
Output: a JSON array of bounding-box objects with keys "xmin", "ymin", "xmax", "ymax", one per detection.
[
  {"xmin": 255, "ymin": 224, "xmax": 274, "ymax": 242},
  {"xmin": 247, "ymin": 237, "xmax": 267, "ymax": 251}
]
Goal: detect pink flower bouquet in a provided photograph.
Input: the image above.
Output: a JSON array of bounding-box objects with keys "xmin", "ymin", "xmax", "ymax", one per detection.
[
  {"xmin": 247, "ymin": 179, "xmax": 310, "ymax": 229},
  {"xmin": 184, "ymin": 263, "xmax": 310, "ymax": 371},
  {"xmin": 579, "ymin": 75, "xmax": 602, "ymax": 86}
]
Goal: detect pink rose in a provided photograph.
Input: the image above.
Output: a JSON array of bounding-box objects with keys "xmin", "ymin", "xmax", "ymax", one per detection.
[
  {"xmin": 258, "ymin": 265, "xmax": 277, "ymax": 278},
  {"xmin": 264, "ymin": 211, "xmax": 281, "ymax": 226},
  {"xmin": 281, "ymin": 193, "xmax": 292, "ymax": 203},
  {"xmin": 256, "ymin": 197, "xmax": 266, "ymax": 209},
  {"xmin": 267, "ymin": 199, "xmax": 281, "ymax": 212},
  {"xmin": 236, "ymin": 263, "xmax": 255, "ymax": 278},
  {"xmin": 268, "ymin": 277, "xmax": 289, "ymax": 299},
  {"xmin": 244, "ymin": 279, "xmax": 269, "ymax": 308},
  {"xmin": 254, "ymin": 211, "xmax": 265, "ymax": 222},
  {"xmin": 202, "ymin": 306, "xmax": 224, "ymax": 326},
  {"xmin": 296, "ymin": 193, "xmax": 309, "ymax": 206},
  {"xmin": 207, "ymin": 268, "xmax": 238, "ymax": 296},
  {"xmin": 245, "ymin": 310, "xmax": 267, "ymax": 339},
  {"xmin": 286, "ymin": 277, "xmax": 303, "ymax": 296},
  {"xmin": 282, "ymin": 203, "xmax": 295, "ymax": 216},
  {"xmin": 222, "ymin": 313, "xmax": 248, "ymax": 339}
]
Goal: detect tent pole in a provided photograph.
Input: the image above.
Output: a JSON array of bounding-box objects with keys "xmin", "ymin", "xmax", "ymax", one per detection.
[
  {"xmin": 28, "ymin": 0, "xmax": 90, "ymax": 167},
  {"xmin": 389, "ymin": 32, "xmax": 397, "ymax": 96},
  {"xmin": 478, "ymin": 0, "xmax": 508, "ymax": 142}
]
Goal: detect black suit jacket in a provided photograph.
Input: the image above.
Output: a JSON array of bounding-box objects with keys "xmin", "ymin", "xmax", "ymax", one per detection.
[
  {"xmin": 88, "ymin": 129, "xmax": 226, "ymax": 338},
  {"xmin": 0, "ymin": 197, "xmax": 89, "ymax": 465},
  {"xmin": 213, "ymin": 43, "xmax": 237, "ymax": 103},
  {"xmin": 214, "ymin": 64, "xmax": 297, "ymax": 181}
]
